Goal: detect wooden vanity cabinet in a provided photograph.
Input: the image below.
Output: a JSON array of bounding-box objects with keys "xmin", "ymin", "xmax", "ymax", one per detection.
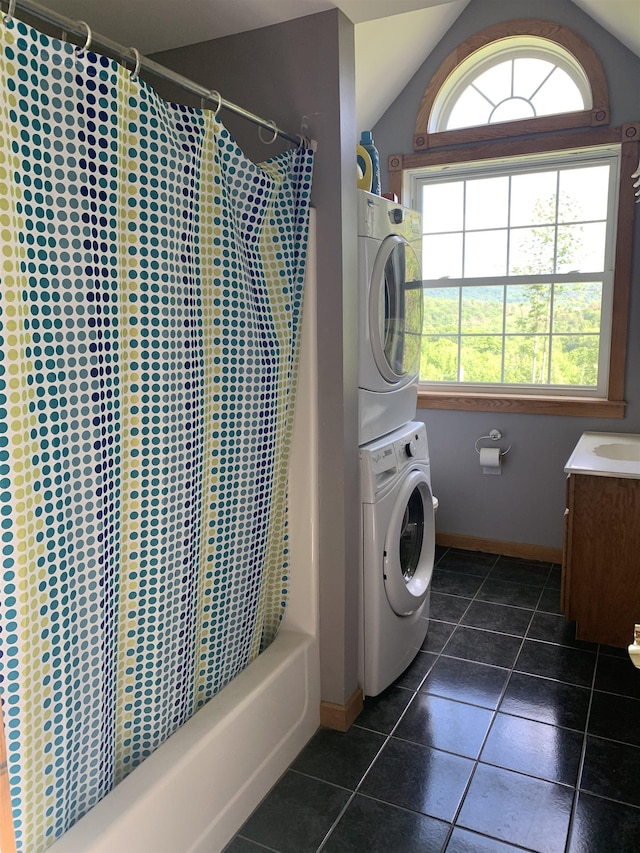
[{"xmin": 562, "ymin": 472, "xmax": 640, "ymax": 648}]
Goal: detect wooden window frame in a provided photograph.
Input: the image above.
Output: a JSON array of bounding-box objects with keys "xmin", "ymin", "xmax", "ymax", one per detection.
[
  {"xmin": 390, "ymin": 125, "xmax": 639, "ymax": 417},
  {"xmin": 413, "ymin": 20, "xmax": 610, "ymax": 151},
  {"xmin": 390, "ymin": 19, "xmax": 638, "ymax": 418}
]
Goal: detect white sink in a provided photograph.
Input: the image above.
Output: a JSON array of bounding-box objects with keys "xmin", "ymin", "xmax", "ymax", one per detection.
[
  {"xmin": 565, "ymin": 432, "xmax": 640, "ymax": 478},
  {"xmin": 592, "ymin": 442, "xmax": 640, "ymax": 462}
]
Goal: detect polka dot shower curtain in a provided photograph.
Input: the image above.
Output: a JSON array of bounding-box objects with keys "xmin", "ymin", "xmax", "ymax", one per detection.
[{"xmin": 0, "ymin": 17, "xmax": 314, "ymax": 853}]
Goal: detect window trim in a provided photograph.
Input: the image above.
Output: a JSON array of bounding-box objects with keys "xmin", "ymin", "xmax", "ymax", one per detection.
[
  {"xmin": 388, "ymin": 124, "xmax": 639, "ymax": 417},
  {"xmin": 413, "ymin": 20, "xmax": 610, "ymax": 152},
  {"xmin": 409, "ymin": 146, "xmax": 619, "ymax": 399}
]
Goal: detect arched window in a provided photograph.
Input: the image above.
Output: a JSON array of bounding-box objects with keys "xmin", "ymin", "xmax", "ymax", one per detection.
[
  {"xmin": 413, "ymin": 20, "xmax": 610, "ymax": 151},
  {"xmin": 388, "ymin": 21, "xmax": 639, "ymax": 417},
  {"xmin": 431, "ymin": 37, "xmax": 591, "ymax": 132}
]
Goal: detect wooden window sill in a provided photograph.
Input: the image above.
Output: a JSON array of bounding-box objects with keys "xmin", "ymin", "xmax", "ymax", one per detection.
[{"xmin": 417, "ymin": 390, "xmax": 626, "ymax": 418}]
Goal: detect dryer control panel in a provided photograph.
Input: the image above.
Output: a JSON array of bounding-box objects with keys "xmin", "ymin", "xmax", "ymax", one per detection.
[{"xmin": 357, "ymin": 189, "xmax": 421, "ymax": 245}]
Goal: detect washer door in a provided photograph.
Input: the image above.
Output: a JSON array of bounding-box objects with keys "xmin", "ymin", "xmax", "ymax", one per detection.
[
  {"xmin": 369, "ymin": 235, "xmax": 423, "ymax": 384},
  {"xmin": 383, "ymin": 470, "xmax": 435, "ymax": 616}
]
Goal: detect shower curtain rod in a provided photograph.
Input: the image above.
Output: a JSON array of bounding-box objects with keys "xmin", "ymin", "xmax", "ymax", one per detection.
[{"xmin": 1, "ymin": 0, "xmax": 304, "ymax": 146}]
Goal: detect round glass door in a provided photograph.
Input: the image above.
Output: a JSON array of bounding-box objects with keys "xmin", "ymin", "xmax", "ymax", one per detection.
[
  {"xmin": 400, "ymin": 486, "xmax": 425, "ymax": 583},
  {"xmin": 383, "ymin": 473, "xmax": 435, "ymax": 616},
  {"xmin": 369, "ymin": 235, "xmax": 423, "ymax": 384}
]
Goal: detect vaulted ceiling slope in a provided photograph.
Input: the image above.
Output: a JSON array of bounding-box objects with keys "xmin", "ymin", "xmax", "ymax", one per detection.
[{"xmin": 22, "ymin": 0, "xmax": 640, "ymax": 130}]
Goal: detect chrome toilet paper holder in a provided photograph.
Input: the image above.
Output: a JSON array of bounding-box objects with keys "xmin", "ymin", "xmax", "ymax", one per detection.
[{"xmin": 474, "ymin": 429, "xmax": 512, "ymax": 457}]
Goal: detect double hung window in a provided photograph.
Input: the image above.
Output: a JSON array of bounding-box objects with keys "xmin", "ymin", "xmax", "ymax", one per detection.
[{"xmin": 409, "ymin": 146, "xmax": 619, "ymax": 397}]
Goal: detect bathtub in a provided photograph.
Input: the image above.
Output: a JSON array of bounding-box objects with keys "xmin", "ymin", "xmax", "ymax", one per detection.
[{"xmin": 48, "ymin": 211, "xmax": 320, "ymax": 853}]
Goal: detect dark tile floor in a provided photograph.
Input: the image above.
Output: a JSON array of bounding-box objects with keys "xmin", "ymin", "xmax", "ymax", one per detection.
[{"xmin": 225, "ymin": 548, "xmax": 640, "ymax": 853}]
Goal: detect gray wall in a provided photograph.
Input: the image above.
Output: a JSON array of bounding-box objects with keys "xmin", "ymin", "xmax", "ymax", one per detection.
[
  {"xmin": 373, "ymin": 0, "xmax": 640, "ymax": 550},
  {"xmin": 152, "ymin": 10, "xmax": 360, "ymax": 707}
]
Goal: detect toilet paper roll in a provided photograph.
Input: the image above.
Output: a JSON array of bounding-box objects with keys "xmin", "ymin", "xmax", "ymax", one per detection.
[{"xmin": 479, "ymin": 447, "xmax": 501, "ymax": 473}]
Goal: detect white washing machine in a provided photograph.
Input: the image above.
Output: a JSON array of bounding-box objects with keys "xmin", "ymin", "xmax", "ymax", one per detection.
[
  {"xmin": 358, "ymin": 190, "xmax": 423, "ymax": 446},
  {"xmin": 360, "ymin": 420, "xmax": 436, "ymax": 697}
]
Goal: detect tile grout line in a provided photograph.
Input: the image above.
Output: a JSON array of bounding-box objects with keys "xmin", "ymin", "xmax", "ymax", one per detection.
[
  {"xmin": 563, "ymin": 643, "xmax": 601, "ymax": 853},
  {"xmin": 314, "ymin": 789, "xmax": 357, "ymax": 853},
  {"xmin": 316, "ymin": 675, "xmax": 426, "ymax": 853},
  {"xmin": 231, "ymin": 834, "xmax": 280, "ymax": 852},
  {"xmin": 428, "ymin": 552, "xmax": 505, "ymax": 851},
  {"xmin": 440, "ymin": 563, "xmax": 545, "ymax": 849}
]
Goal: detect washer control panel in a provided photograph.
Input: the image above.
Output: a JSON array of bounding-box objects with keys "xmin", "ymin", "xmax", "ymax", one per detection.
[
  {"xmin": 360, "ymin": 421, "xmax": 430, "ymax": 503},
  {"xmin": 369, "ymin": 445, "xmax": 396, "ymax": 475},
  {"xmin": 393, "ymin": 425, "xmax": 428, "ymax": 466}
]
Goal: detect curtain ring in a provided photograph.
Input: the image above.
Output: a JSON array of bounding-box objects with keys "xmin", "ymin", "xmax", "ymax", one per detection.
[
  {"xmin": 129, "ymin": 47, "xmax": 141, "ymax": 80},
  {"xmin": 258, "ymin": 120, "xmax": 278, "ymax": 145},
  {"xmin": 76, "ymin": 20, "xmax": 92, "ymax": 53},
  {"xmin": 3, "ymin": 0, "xmax": 16, "ymax": 24},
  {"xmin": 201, "ymin": 89, "xmax": 222, "ymax": 118},
  {"xmin": 296, "ymin": 133, "xmax": 309, "ymax": 149}
]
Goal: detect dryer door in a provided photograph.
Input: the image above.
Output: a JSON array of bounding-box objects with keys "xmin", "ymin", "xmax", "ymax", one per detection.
[
  {"xmin": 369, "ymin": 235, "xmax": 423, "ymax": 385},
  {"xmin": 383, "ymin": 469, "xmax": 435, "ymax": 616}
]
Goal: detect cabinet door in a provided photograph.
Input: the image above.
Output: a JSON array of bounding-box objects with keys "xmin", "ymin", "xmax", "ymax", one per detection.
[
  {"xmin": 561, "ymin": 475, "xmax": 574, "ymax": 617},
  {"xmin": 569, "ymin": 474, "xmax": 640, "ymax": 647},
  {"xmin": 561, "ymin": 510, "xmax": 570, "ymax": 613}
]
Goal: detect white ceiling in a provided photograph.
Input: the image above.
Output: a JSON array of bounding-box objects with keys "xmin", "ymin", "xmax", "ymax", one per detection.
[{"xmin": 23, "ymin": 0, "xmax": 640, "ymax": 130}]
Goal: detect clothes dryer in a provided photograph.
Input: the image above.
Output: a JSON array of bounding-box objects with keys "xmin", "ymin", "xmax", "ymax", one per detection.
[
  {"xmin": 358, "ymin": 190, "xmax": 423, "ymax": 446},
  {"xmin": 360, "ymin": 421, "xmax": 436, "ymax": 696}
]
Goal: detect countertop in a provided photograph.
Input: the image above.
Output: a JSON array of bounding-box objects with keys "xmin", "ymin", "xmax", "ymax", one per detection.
[{"xmin": 564, "ymin": 431, "xmax": 640, "ymax": 479}]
